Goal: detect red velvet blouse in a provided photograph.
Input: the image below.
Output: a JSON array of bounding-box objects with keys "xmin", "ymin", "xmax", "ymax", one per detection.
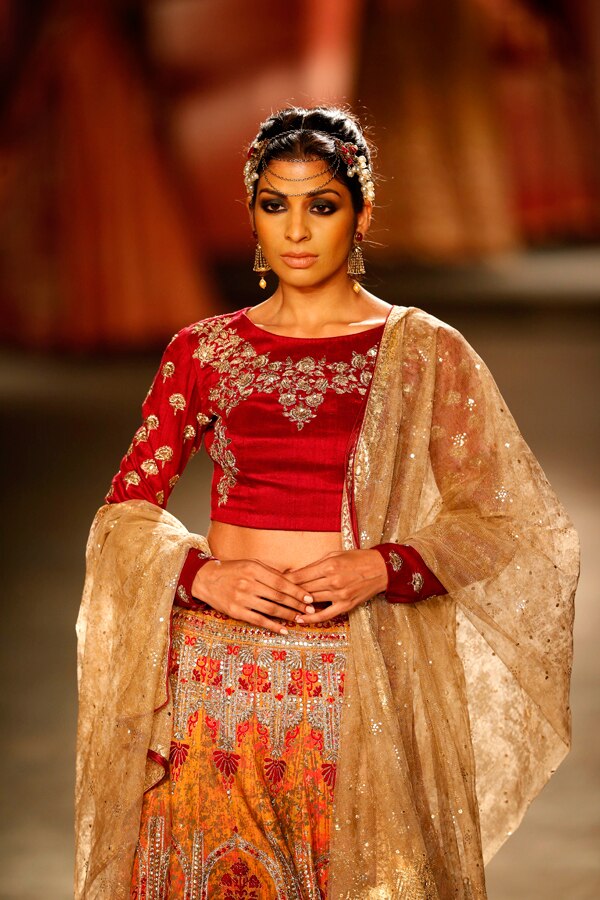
[{"xmin": 106, "ymin": 308, "xmax": 446, "ymax": 604}]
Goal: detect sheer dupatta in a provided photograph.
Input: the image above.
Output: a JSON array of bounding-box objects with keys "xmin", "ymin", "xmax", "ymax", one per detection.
[
  {"xmin": 75, "ymin": 500, "xmax": 211, "ymax": 898},
  {"xmin": 329, "ymin": 306, "xmax": 578, "ymax": 898},
  {"xmin": 75, "ymin": 307, "xmax": 577, "ymax": 899}
]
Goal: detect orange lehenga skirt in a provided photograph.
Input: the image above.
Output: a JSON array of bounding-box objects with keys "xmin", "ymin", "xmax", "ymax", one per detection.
[{"xmin": 130, "ymin": 602, "xmax": 350, "ymax": 899}]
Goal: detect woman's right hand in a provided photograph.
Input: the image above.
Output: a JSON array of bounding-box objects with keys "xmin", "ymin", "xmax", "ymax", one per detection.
[{"xmin": 191, "ymin": 559, "xmax": 316, "ymax": 635}]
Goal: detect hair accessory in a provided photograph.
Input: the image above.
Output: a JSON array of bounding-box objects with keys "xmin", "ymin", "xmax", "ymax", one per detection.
[
  {"xmin": 243, "ymin": 139, "xmax": 268, "ymax": 198},
  {"xmin": 253, "ymin": 242, "xmax": 270, "ymax": 289},
  {"xmin": 335, "ymin": 140, "xmax": 376, "ymax": 204},
  {"xmin": 243, "ymin": 130, "xmax": 375, "ymax": 204}
]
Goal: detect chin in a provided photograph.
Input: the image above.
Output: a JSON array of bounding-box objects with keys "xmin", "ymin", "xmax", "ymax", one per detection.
[{"xmin": 275, "ymin": 266, "xmax": 341, "ymax": 290}]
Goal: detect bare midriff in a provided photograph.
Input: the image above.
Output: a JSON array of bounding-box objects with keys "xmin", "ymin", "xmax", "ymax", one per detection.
[{"xmin": 206, "ymin": 521, "xmax": 343, "ymax": 572}]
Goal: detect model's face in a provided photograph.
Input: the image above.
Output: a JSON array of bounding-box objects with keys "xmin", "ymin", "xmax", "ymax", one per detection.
[{"xmin": 251, "ymin": 159, "xmax": 371, "ymax": 289}]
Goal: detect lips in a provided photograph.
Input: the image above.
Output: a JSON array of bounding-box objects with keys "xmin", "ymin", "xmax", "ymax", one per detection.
[{"xmin": 280, "ymin": 253, "xmax": 318, "ymax": 269}]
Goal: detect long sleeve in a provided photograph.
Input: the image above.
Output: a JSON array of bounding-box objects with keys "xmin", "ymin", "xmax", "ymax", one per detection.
[
  {"xmin": 371, "ymin": 542, "xmax": 447, "ymax": 602},
  {"xmin": 105, "ymin": 325, "xmax": 217, "ymax": 599},
  {"xmin": 106, "ymin": 325, "xmax": 211, "ymax": 508}
]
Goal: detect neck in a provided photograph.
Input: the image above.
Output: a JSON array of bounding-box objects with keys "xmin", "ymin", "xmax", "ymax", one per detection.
[{"xmin": 268, "ymin": 267, "xmax": 362, "ymax": 327}]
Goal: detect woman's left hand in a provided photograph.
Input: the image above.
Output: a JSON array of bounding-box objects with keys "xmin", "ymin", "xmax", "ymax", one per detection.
[{"xmin": 282, "ymin": 549, "xmax": 388, "ymax": 624}]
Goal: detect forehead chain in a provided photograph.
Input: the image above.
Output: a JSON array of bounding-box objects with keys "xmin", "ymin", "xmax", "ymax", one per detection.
[
  {"xmin": 261, "ymin": 167, "xmax": 339, "ymax": 198},
  {"xmin": 243, "ymin": 130, "xmax": 375, "ymax": 204}
]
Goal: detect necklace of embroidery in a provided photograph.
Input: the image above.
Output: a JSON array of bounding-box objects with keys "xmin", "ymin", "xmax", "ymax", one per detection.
[{"xmin": 192, "ymin": 315, "xmax": 379, "ymax": 431}]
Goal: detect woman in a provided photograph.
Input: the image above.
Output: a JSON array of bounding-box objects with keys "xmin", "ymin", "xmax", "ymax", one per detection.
[{"xmin": 75, "ymin": 106, "xmax": 578, "ymax": 899}]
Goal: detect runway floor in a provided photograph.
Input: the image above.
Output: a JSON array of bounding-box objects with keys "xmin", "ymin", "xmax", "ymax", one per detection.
[{"xmin": 1, "ymin": 305, "xmax": 598, "ymax": 899}]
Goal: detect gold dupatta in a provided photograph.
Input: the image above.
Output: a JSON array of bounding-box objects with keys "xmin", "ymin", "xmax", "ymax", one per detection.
[
  {"xmin": 75, "ymin": 306, "xmax": 578, "ymax": 898},
  {"xmin": 75, "ymin": 500, "xmax": 211, "ymax": 898},
  {"xmin": 329, "ymin": 306, "xmax": 578, "ymax": 898}
]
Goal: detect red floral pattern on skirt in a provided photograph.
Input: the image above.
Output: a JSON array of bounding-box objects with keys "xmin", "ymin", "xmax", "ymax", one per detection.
[{"xmin": 130, "ymin": 604, "xmax": 349, "ymax": 899}]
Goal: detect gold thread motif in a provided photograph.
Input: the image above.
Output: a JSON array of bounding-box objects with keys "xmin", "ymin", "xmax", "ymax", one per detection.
[
  {"xmin": 411, "ymin": 572, "xmax": 424, "ymax": 593},
  {"xmin": 155, "ymin": 445, "xmax": 174, "ymax": 467},
  {"xmin": 141, "ymin": 459, "xmax": 159, "ymax": 477},
  {"xmin": 123, "ymin": 471, "xmax": 141, "ymax": 488},
  {"xmin": 389, "ymin": 550, "xmax": 404, "ymax": 572},
  {"xmin": 161, "ymin": 361, "xmax": 175, "ymax": 382},
  {"xmin": 207, "ymin": 418, "xmax": 239, "ymax": 506},
  {"xmin": 192, "ymin": 314, "xmax": 379, "ymax": 431},
  {"xmin": 169, "ymin": 393, "xmax": 186, "ymax": 414},
  {"xmin": 171, "ymin": 616, "xmax": 347, "ymax": 762}
]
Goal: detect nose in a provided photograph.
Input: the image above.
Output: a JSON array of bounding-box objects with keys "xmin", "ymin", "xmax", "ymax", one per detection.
[{"xmin": 284, "ymin": 208, "xmax": 310, "ymax": 243}]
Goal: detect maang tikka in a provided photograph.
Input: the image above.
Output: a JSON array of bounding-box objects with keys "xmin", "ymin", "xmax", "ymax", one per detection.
[{"xmin": 253, "ymin": 241, "xmax": 271, "ymax": 289}]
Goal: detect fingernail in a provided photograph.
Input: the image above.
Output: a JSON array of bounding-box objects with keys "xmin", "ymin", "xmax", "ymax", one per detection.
[
  {"xmin": 303, "ymin": 594, "xmax": 313, "ymax": 603},
  {"xmin": 280, "ymin": 627, "xmax": 288, "ymax": 635},
  {"xmin": 295, "ymin": 616, "xmax": 305, "ymax": 624},
  {"xmin": 305, "ymin": 605, "xmax": 315, "ymax": 614}
]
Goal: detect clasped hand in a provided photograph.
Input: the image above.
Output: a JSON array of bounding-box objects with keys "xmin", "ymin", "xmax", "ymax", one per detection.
[{"xmin": 192, "ymin": 549, "xmax": 388, "ymax": 635}]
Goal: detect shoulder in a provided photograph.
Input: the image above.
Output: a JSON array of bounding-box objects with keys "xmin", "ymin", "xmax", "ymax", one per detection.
[
  {"xmin": 400, "ymin": 306, "xmax": 472, "ymax": 350},
  {"xmin": 164, "ymin": 308, "xmax": 247, "ymax": 355}
]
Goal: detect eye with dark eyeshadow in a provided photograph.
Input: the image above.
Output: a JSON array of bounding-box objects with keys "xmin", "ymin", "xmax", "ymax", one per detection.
[
  {"xmin": 260, "ymin": 199, "xmax": 286, "ymax": 213},
  {"xmin": 310, "ymin": 202, "xmax": 337, "ymax": 215},
  {"xmin": 259, "ymin": 199, "xmax": 338, "ymax": 215}
]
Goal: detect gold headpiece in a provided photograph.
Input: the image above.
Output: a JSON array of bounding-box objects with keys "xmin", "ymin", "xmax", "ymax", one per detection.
[{"xmin": 243, "ymin": 132, "xmax": 375, "ymax": 204}]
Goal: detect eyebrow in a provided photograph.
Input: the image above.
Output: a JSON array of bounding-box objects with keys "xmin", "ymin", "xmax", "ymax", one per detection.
[{"xmin": 258, "ymin": 188, "xmax": 341, "ymax": 198}]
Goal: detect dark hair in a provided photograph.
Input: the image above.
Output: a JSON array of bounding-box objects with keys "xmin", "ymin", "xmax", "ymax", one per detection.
[{"xmin": 247, "ymin": 105, "xmax": 374, "ymax": 213}]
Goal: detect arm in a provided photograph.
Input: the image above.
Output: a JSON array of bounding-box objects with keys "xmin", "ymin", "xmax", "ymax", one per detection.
[
  {"xmin": 105, "ymin": 326, "xmax": 217, "ymax": 603},
  {"xmin": 371, "ymin": 543, "xmax": 447, "ymax": 602}
]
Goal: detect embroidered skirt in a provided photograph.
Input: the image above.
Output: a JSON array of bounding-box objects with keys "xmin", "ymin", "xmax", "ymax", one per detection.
[{"xmin": 130, "ymin": 603, "xmax": 350, "ymax": 900}]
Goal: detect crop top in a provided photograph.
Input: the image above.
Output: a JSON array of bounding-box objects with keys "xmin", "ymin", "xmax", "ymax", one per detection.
[{"xmin": 106, "ymin": 308, "xmax": 446, "ymax": 604}]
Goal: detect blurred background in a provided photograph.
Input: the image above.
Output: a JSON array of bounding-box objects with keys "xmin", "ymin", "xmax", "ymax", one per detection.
[{"xmin": 0, "ymin": 1, "xmax": 598, "ymax": 897}]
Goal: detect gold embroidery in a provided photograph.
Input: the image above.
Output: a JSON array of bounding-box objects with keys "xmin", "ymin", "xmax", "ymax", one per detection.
[
  {"xmin": 161, "ymin": 361, "xmax": 175, "ymax": 382},
  {"xmin": 207, "ymin": 418, "xmax": 239, "ymax": 505},
  {"xmin": 155, "ymin": 490, "xmax": 165, "ymax": 505},
  {"xmin": 169, "ymin": 393, "xmax": 186, "ymax": 414},
  {"xmin": 183, "ymin": 425, "xmax": 196, "ymax": 441},
  {"xmin": 141, "ymin": 459, "xmax": 159, "ymax": 477},
  {"xmin": 123, "ymin": 471, "xmax": 141, "ymax": 488},
  {"xmin": 193, "ymin": 315, "xmax": 380, "ymax": 431},
  {"xmin": 146, "ymin": 414, "xmax": 159, "ymax": 431},
  {"xmin": 154, "ymin": 445, "xmax": 173, "ymax": 467},
  {"xmin": 171, "ymin": 616, "xmax": 347, "ymax": 761},
  {"xmin": 389, "ymin": 550, "xmax": 403, "ymax": 572},
  {"xmin": 450, "ymin": 431, "xmax": 468, "ymax": 461},
  {"xmin": 169, "ymin": 474, "xmax": 180, "ymax": 488},
  {"xmin": 411, "ymin": 572, "xmax": 424, "ymax": 593}
]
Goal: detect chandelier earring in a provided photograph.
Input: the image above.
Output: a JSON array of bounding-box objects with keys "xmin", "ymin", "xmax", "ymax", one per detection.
[
  {"xmin": 348, "ymin": 231, "xmax": 365, "ymax": 292},
  {"xmin": 253, "ymin": 241, "xmax": 271, "ymax": 289}
]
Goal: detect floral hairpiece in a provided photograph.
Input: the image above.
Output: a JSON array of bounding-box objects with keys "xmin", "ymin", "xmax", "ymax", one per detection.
[
  {"xmin": 243, "ymin": 133, "xmax": 375, "ymax": 204},
  {"xmin": 334, "ymin": 139, "xmax": 376, "ymax": 204}
]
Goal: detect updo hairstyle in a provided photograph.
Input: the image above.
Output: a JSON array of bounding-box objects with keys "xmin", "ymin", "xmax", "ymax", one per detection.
[{"xmin": 247, "ymin": 105, "xmax": 374, "ymax": 213}]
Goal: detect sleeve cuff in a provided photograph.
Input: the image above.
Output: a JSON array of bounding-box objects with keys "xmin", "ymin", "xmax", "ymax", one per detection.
[
  {"xmin": 174, "ymin": 547, "xmax": 218, "ymax": 609},
  {"xmin": 371, "ymin": 543, "xmax": 447, "ymax": 603}
]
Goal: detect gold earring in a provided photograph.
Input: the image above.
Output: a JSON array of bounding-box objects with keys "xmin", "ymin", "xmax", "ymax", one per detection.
[
  {"xmin": 253, "ymin": 242, "xmax": 271, "ymax": 289},
  {"xmin": 347, "ymin": 236, "xmax": 365, "ymax": 278}
]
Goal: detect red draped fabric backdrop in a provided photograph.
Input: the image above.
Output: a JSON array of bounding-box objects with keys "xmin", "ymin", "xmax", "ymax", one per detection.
[{"xmin": 0, "ymin": 0, "xmax": 598, "ymax": 348}]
